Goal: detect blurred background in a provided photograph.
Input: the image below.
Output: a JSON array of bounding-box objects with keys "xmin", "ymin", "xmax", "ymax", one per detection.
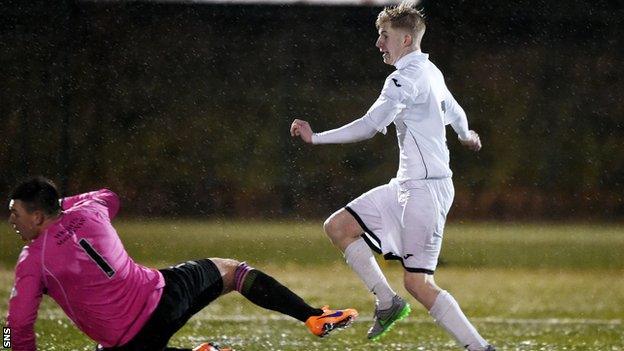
[
  {"xmin": 2, "ymin": 3, "xmax": 624, "ymax": 348},
  {"xmin": 1, "ymin": 0, "xmax": 622, "ymax": 220}
]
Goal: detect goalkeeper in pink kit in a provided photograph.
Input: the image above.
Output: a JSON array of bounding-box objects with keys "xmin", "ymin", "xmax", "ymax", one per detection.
[{"xmin": 5, "ymin": 177, "xmax": 357, "ymax": 351}]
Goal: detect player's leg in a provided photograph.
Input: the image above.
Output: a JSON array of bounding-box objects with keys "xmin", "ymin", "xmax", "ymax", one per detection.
[
  {"xmin": 324, "ymin": 208, "xmax": 397, "ymax": 310},
  {"xmin": 400, "ymin": 179, "xmax": 493, "ymax": 351},
  {"xmin": 211, "ymin": 258, "xmax": 358, "ymax": 337},
  {"xmin": 402, "ymin": 271, "xmax": 440, "ymax": 309},
  {"xmin": 404, "ymin": 272, "xmax": 492, "ymax": 351},
  {"xmin": 211, "ymin": 257, "xmax": 323, "ymax": 321},
  {"xmin": 326, "ymin": 182, "xmax": 411, "ymax": 339},
  {"xmin": 323, "ymin": 208, "xmax": 363, "ymax": 251},
  {"xmin": 99, "ymin": 259, "xmax": 227, "ymax": 350}
]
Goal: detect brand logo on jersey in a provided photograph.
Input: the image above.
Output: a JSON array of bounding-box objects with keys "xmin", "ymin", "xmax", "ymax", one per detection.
[
  {"xmin": 391, "ymin": 78, "xmax": 402, "ymax": 87},
  {"xmin": 403, "ymin": 254, "xmax": 414, "ymax": 259},
  {"xmin": 441, "ymin": 100, "xmax": 447, "ymax": 113}
]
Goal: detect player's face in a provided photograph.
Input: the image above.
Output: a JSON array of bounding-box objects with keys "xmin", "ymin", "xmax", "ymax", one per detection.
[
  {"xmin": 8, "ymin": 199, "xmax": 41, "ymax": 241},
  {"xmin": 375, "ymin": 25, "xmax": 410, "ymax": 66}
]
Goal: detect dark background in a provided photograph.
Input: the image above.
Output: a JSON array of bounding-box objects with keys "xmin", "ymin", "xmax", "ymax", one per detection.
[{"xmin": 1, "ymin": 0, "xmax": 622, "ymax": 220}]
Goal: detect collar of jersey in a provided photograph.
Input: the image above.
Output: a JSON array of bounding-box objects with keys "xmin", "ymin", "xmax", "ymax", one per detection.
[{"xmin": 394, "ymin": 50, "xmax": 428, "ymax": 69}]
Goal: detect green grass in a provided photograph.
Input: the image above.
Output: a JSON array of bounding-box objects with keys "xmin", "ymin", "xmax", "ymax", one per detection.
[
  {"xmin": 442, "ymin": 222, "xmax": 624, "ymax": 270},
  {"xmin": 2, "ymin": 220, "xmax": 622, "ymax": 269},
  {"xmin": 1, "ymin": 221, "xmax": 623, "ymax": 350}
]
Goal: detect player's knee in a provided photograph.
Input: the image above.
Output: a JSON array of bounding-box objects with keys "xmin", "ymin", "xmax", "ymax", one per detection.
[
  {"xmin": 323, "ymin": 216, "xmax": 337, "ymax": 236},
  {"xmin": 325, "ymin": 211, "xmax": 359, "ymax": 237},
  {"xmin": 211, "ymin": 257, "xmax": 240, "ymax": 272},
  {"xmin": 323, "ymin": 216, "xmax": 347, "ymax": 243},
  {"xmin": 210, "ymin": 258, "xmax": 240, "ymax": 292}
]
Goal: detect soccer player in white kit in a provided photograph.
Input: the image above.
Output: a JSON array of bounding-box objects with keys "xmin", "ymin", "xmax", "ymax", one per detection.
[{"xmin": 290, "ymin": 1, "xmax": 495, "ymax": 350}]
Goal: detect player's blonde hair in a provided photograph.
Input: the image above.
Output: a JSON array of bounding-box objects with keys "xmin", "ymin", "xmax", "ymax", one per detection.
[{"xmin": 376, "ymin": 0, "xmax": 426, "ymax": 45}]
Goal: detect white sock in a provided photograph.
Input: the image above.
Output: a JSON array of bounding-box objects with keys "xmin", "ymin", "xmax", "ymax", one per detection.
[
  {"xmin": 344, "ymin": 238, "xmax": 396, "ymax": 309},
  {"xmin": 429, "ymin": 290, "xmax": 489, "ymax": 351}
]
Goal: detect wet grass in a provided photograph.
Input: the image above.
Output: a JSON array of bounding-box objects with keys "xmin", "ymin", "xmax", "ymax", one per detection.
[
  {"xmin": 2, "ymin": 220, "xmax": 622, "ymax": 270},
  {"xmin": 1, "ymin": 221, "xmax": 623, "ymax": 350}
]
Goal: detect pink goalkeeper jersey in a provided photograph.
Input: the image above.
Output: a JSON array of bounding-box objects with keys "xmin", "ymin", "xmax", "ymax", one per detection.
[{"xmin": 6, "ymin": 189, "xmax": 165, "ymax": 350}]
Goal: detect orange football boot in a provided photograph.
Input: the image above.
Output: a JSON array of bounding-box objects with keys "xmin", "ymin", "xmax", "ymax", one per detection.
[
  {"xmin": 305, "ymin": 305, "xmax": 358, "ymax": 337},
  {"xmin": 192, "ymin": 342, "xmax": 233, "ymax": 351}
]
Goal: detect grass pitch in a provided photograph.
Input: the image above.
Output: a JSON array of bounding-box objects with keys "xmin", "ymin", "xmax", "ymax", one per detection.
[{"xmin": 0, "ymin": 221, "xmax": 623, "ymax": 350}]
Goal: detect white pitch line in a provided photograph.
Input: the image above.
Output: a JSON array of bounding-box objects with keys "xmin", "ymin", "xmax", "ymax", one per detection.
[{"xmin": 472, "ymin": 317, "xmax": 622, "ymax": 326}]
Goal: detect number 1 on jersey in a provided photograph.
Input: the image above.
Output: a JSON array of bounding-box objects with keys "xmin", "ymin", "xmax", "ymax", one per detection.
[{"xmin": 78, "ymin": 238, "xmax": 116, "ymax": 278}]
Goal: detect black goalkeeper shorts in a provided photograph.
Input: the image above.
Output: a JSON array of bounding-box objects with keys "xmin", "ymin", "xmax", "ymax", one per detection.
[{"xmin": 102, "ymin": 259, "xmax": 224, "ymax": 351}]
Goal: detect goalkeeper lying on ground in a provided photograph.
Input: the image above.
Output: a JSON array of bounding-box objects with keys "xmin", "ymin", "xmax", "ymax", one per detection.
[{"xmin": 5, "ymin": 176, "xmax": 358, "ymax": 351}]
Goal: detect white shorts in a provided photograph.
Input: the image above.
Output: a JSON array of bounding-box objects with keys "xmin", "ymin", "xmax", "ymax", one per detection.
[{"xmin": 345, "ymin": 177, "xmax": 454, "ymax": 274}]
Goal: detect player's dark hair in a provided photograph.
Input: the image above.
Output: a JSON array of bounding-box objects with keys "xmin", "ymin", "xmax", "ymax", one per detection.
[{"xmin": 10, "ymin": 176, "xmax": 61, "ymax": 215}]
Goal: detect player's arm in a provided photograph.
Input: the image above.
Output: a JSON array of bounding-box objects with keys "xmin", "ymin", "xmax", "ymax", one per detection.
[
  {"xmin": 444, "ymin": 91, "xmax": 482, "ymax": 152},
  {"xmin": 61, "ymin": 189, "xmax": 120, "ymax": 219},
  {"xmin": 6, "ymin": 250, "xmax": 45, "ymax": 351},
  {"xmin": 290, "ymin": 117, "xmax": 377, "ymax": 144},
  {"xmin": 290, "ymin": 73, "xmax": 408, "ymax": 145}
]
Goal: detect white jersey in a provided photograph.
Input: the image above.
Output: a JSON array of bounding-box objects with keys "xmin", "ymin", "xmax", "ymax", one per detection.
[{"xmin": 313, "ymin": 50, "xmax": 470, "ymax": 182}]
